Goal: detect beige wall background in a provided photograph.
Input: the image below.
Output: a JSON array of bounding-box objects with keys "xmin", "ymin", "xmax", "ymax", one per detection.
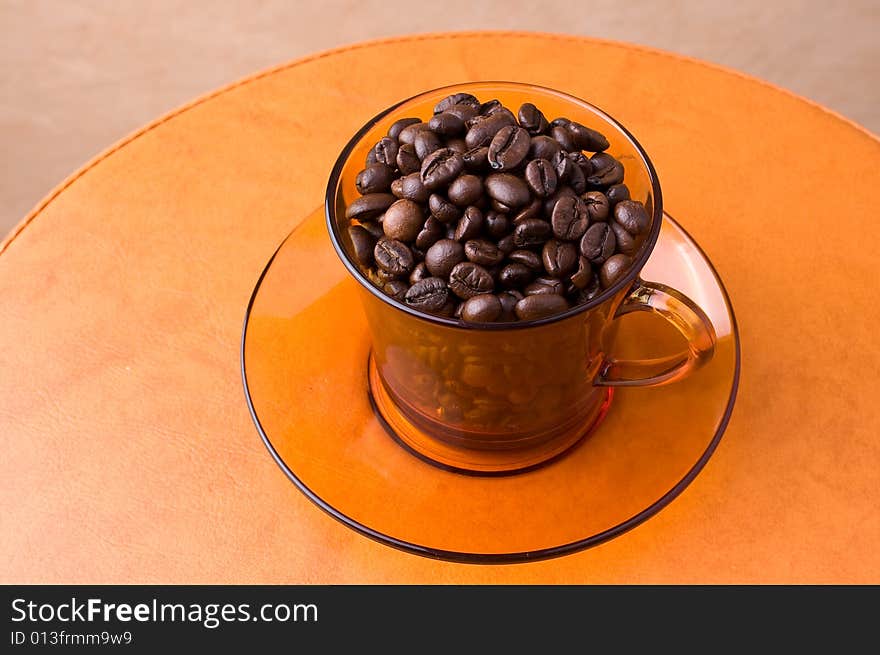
[{"xmin": 2, "ymin": 0, "xmax": 878, "ymax": 237}]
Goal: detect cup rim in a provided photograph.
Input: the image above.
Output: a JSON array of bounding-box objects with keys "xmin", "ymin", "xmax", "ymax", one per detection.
[{"xmin": 325, "ymin": 81, "xmax": 663, "ymax": 330}]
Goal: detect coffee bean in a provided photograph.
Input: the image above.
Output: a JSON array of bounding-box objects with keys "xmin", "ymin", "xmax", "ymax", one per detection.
[
  {"xmin": 485, "ymin": 173, "xmax": 530, "ymax": 208},
  {"xmin": 405, "ymin": 277, "xmax": 449, "ymax": 312},
  {"xmin": 390, "ymin": 173, "xmax": 429, "ymax": 202},
  {"xmin": 550, "ymin": 125, "xmax": 577, "ymax": 152},
  {"xmin": 383, "ymin": 280, "xmax": 409, "ymax": 301},
  {"xmin": 428, "ymin": 112, "xmax": 466, "ymax": 136},
  {"xmin": 568, "ymin": 151, "xmax": 593, "ymax": 177},
  {"xmin": 564, "ymin": 121, "xmax": 610, "ymax": 152},
  {"xmin": 485, "ymin": 211, "xmax": 510, "ymax": 238},
  {"xmin": 498, "ymin": 262, "xmax": 533, "ymax": 289},
  {"xmin": 454, "ymin": 206, "xmax": 484, "ymax": 242},
  {"xmin": 448, "ymin": 262, "xmax": 494, "ymax": 299},
  {"xmin": 395, "ymin": 144, "xmax": 421, "ymax": 175},
  {"xmin": 614, "ymin": 200, "xmax": 650, "ymax": 235},
  {"xmin": 365, "ymin": 148, "xmax": 377, "ymax": 166},
  {"xmin": 517, "ymin": 102, "xmax": 549, "ymax": 135},
  {"xmin": 460, "ymin": 294, "xmax": 502, "ymax": 322},
  {"xmin": 425, "ymin": 239, "xmax": 465, "ymax": 278},
  {"xmin": 496, "ymin": 233, "xmax": 517, "ymax": 254},
  {"xmin": 434, "ymin": 92, "xmax": 480, "ymax": 114},
  {"xmin": 348, "ymin": 225, "xmax": 376, "ymax": 265},
  {"xmin": 549, "ymin": 117, "xmax": 570, "ymax": 128},
  {"xmin": 524, "ymin": 158, "xmax": 558, "ymax": 197},
  {"xmin": 554, "ymin": 155, "xmax": 574, "ymax": 183},
  {"xmin": 551, "ymin": 195, "xmax": 589, "ymax": 241},
  {"xmin": 446, "ymin": 138, "xmax": 467, "ymax": 154},
  {"xmin": 508, "ymin": 249, "xmax": 543, "ymax": 272},
  {"xmin": 416, "ymin": 130, "xmax": 443, "ymax": 160},
  {"xmin": 464, "ymin": 239, "xmax": 503, "ymax": 267},
  {"xmin": 445, "ymin": 104, "xmax": 479, "ymax": 123},
  {"xmin": 488, "ymin": 126, "xmax": 531, "ymax": 170},
  {"xmin": 542, "ymin": 185, "xmax": 577, "ymax": 219},
  {"xmin": 606, "ymin": 183, "xmax": 630, "ymax": 206},
  {"xmin": 512, "ymin": 198, "xmax": 542, "ymax": 224},
  {"xmin": 398, "ymin": 122, "xmax": 431, "ymax": 145},
  {"xmin": 569, "ymin": 256, "xmax": 594, "ymax": 290},
  {"xmin": 462, "ymin": 146, "xmax": 490, "ymax": 172},
  {"xmin": 582, "ymin": 191, "xmax": 610, "ymax": 221},
  {"xmin": 567, "ymin": 160, "xmax": 587, "ymax": 194},
  {"xmin": 542, "ymin": 239, "xmax": 578, "ymax": 278},
  {"xmin": 358, "ymin": 220, "xmax": 384, "ymax": 240},
  {"xmin": 479, "ymin": 98, "xmax": 503, "ymax": 115},
  {"xmin": 415, "ymin": 216, "xmax": 445, "ymax": 250},
  {"xmin": 356, "ymin": 163, "xmax": 395, "ymax": 194},
  {"xmin": 410, "ymin": 244, "xmax": 425, "ymax": 262},
  {"xmin": 388, "ymin": 117, "xmax": 421, "ymax": 140},
  {"xmin": 497, "ymin": 289, "xmax": 523, "ymax": 320},
  {"xmin": 376, "ymin": 267, "xmax": 399, "ymax": 284},
  {"xmin": 345, "ymin": 193, "xmax": 395, "ymax": 221},
  {"xmin": 373, "ymin": 137, "xmax": 399, "ymax": 166},
  {"xmin": 588, "ymin": 152, "xmax": 625, "ymax": 186},
  {"xmin": 529, "ymin": 135, "xmax": 563, "ymax": 164},
  {"xmin": 515, "ymin": 294, "xmax": 570, "ymax": 320},
  {"xmin": 514, "ymin": 218, "xmax": 552, "ymax": 247},
  {"xmin": 383, "ymin": 199, "xmax": 424, "ymax": 242},
  {"xmin": 465, "ymin": 111, "xmax": 517, "ymax": 149},
  {"xmin": 409, "ymin": 261, "xmax": 430, "ymax": 285},
  {"xmin": 580, "ymin": 222, "xmax": 616, "ymax": 264},
  {"xmin": 420, "ymin": 148, "xmax": 465, "ymax": 190},
  {"xmin": 611, "ymin": 221, "xmax": 637, "ymax": 255},
  {"xmin": 374, "ymin": 238, "xmax": 415, "ymax": 276},
  {"xmin": 525, "ymin": 276, "xmax": 564, "ymax": 296},
  {"xmin": 600, "ymin": 254, "xmax": 631, "ymax": 288},
  {"xmin": 428, "ymin": 193, "xmax": 462, "ymax": 223},
  {"xmin": 447, "ymin": 174, "xmax": 484, "ymax": 207}
]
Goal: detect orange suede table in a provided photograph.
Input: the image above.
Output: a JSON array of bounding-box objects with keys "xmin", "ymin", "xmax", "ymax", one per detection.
[{"xmin": 2, "ymin": 33, "xmax": 878, "ymax": 583}]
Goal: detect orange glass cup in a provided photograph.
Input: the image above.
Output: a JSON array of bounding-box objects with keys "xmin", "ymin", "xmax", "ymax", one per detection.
[{"xmin": 326, "ymin": 82, "xmax": 716, "ymax": 474}]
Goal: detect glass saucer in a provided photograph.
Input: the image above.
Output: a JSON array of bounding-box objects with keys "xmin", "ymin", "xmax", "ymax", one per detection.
[{"xmin": 241, "ymin": 208, "xmax": 739, "ymax": 563}]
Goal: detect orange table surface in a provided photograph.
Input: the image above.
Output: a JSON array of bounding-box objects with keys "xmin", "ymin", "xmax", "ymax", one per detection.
[{"xmin": 2, "ymin": 32, "xmax": 878, "ymax": 583}]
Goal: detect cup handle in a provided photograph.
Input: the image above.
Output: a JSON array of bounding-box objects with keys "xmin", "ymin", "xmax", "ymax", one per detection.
[{"xmin": 595, "ymin": 279, "xmax": 716, "ymax": 387}]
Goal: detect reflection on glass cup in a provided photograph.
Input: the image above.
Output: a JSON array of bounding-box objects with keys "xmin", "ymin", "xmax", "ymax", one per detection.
[{"xmin": 327, "ymin": 82, "xmax": 716, "ymax": 474}]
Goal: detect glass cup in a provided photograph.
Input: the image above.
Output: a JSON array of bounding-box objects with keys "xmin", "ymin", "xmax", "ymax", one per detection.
[{"xmin": 326, "ymin": 82, "xmax": 716, "ymax": 474}]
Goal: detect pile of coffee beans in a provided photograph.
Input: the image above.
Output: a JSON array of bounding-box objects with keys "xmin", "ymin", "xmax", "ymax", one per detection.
[{"xmin": 345, "ymin": 92, "xmax": 650, "ymax": 322}]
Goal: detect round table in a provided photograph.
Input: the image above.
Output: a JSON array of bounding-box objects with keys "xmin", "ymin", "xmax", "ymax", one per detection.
[{"xmin": 2, "ymin": 32, "xmax": 878, "ymax": 583}]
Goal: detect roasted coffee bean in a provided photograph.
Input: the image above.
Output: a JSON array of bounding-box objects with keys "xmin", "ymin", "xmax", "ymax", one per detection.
[
  {"xmin": 582, "ymin": 191, "xmax": 610, "ymax": 222},
  {"xmin": 388, "ymin": 117, "xmax": 421, "ymax": 140},
  {"xmin": 611, "ymin": 221, "xmax": 637, "ymax": 255},
  {"xmin": 606, "ymin": 183, "xmax": 630, "ymax": 206},
  {"xmin": 569, "ymin": 256, "xmax": 594, "ymax": 289},
  {"xmin": 497, "ymin": 289, "xmax": 523, "ymax": 320},
  {"xmin": 398, "ymin": 122, "xmax": 431, "ymax": 145},
  {"xmin": 447, "ymin": 174, "xmax": 483, "ymax": 207},
  {"xmin": 420, "ymin": 148, "xmax": 465, "ymax": 190},
  {"xmin": 348, "ymin": 225, "xmax": 376, "ymax": 265},
  {"xmin": 525, "ymin": 276, "xmax": 564, "ymax": 296},
  {"xmin": 428, "ymin": 193, "xmax": 462, "ymax": 223},
  {"xmin": 410, "ymin": 244, "xmax": 425, "ymax": 262},
  {"xmin": 345, "ymin": 193, "xmax": 395, "ymax": 221},
  {"xmin": 415, "ymin": 216, "xmax": 445, "ymax": 250},
  {"xmin": 465, "ymin": 111, "xmax": 517, "ymax": 149},
  {"xmin": 434, "ymin": 92, "xmax": 480, "ymax": 114},
  {"xmin": 365, "ymin": 148, "xmax": 378, "ymax": 166},
  {"xmin": 464, "ymin": 239, "xmax": 504, "ymax": 267},
  {"xmin": 454, "ymin": 206, "xmax": 484, "ymax": 242},
  {"xmin": 405, "ymin": 277, "xmax": 449, "ymax": 312},
  {"xmin": 564, "ymin": 121, "xmax": 610, "ymax": 152},
  {"xmin": 358, "ymin": 220, "xmax": 384, "ymax": 240},
  {"xmin": 438, "ymin": 299, "xmax": 458, "ymax": 317},
  {"xmin": 391, "ymin": 173, "xmax": 429, "ymax": 202},
  {"xmin": 567, "ymin": 161, "xmax": 587, "ymax": 194},
  {"xmin": 484, "ymin": 211, "xmax": 510, "ymax": 238},
  {"xmin": 555, "ymin": 155, "xmax": 574, "ymax": 183},
  {"xmin": 490, "ymin": 198, "xmax": 513, "ymax": 214},
  {"xmin": 529, "ymin": 135, "xmax": 564, "ymax": 164},
  {"xmin": 356, "ymin": 163, "xmax": 395, "ymax": 194},
  {"xmin": 518, "ymin": 102, "xmax": 549, "ymax": 135},
  {"xmin": 460, "ymin": 294, "xmax": 502, "ymax": 322},
  {"xmin": 588, "ymin": 152, "xmax": 625, "ymax": 186},
  {"xmin": 409, "ymin": 261, "xmax": 430, "ymax": 285},
  {"xmin": 549, "ymin": 117, "xmax": 570, "ymax": 128},
  {"xmin": 376, "ymin": 267, "xmax": 399, "ymax": 284},
  {"xmin": 414, "ymin": 130, "xmax": 443, "ymax": 160},
  {"xmin": 600, "ymin": 254, "xmax": 631, "ymax": 288},
  {"xmin": 542, "ymin": 185, "xmax": 577, "ymax": 219},
  {"xmin": 428, "ymin": 112, "xmax": 466, "ymax": 136},
  {"xmin": 496, "ymin": 233, "xmax": 517, "ymax": 254},
  {"xmin": 485, "ymin": 173, "xmax": 530, "ymax": 208},
  {"xmin": 568, "ymin": 151, "xmax": 593, "ymax": 177},
  {"xmin": 479, "ymin": 98, "xmax": 503, "ymax": 115},
  {"xmin": 551, "ymin": 195, "xmax": 589, "ymax": 241},
  {"xmin": 512, "ymin": 198, "xmax": 542, "ymax": 224},
  {"xmin": 395, "ymin": 144, "xmax": 421, "ymax": 175},
  {"xmin": 488, "ymin": 125, "xmax": 531, "ymax": 170},
  {"xmin": 445, "ymin": 104, "xmax": 479, "ymax": 124},
  {"xmin": 383, "ymin": 280, "xmax": 409, "ymax": 301},
  {"xmin": 508, "ymin": 249, "xmax": 543, "ymax": 272},
  {"xmin": 550, "ymin": 125, "xmax": 577, "ymax": 152},
  {"xmin": 498, "ymin": 263, "xmax": 533, "ymax": 289},
  {"xmin": 425, "ymin": 238, "xmax": 465, "ymax": 278},
  {"xmin": 383, "ymin": 199, "xmax": 424, "ymax": 242},
  {"xmin": 446, "ymin": 138, "xmax": 468, "ymax": 154},
  {"xmin": 524, "ymin": 158, "xmax": 558, "ymax": 198},
  {"xmin": 373, "ymin": 137, "xmax": 399, "ymax": 166},
  {"xmin": 542, "ymin": 240, "xmax": 578, "ymax": 278},
  {"xmin": 514, "ymin": 218, "xmax": 552, "ymax": 247},
  {"xmin": 448, "ymin": 262, "xmax": 494, "ymax": 299},
  {"xmin": 580, "ymin": 222, "xmax": 616, "ymax": 264},
  {"xmin": 462, "ymin": 146, "xmax": 490, "ymax": 172},
  {"xmin": 374, "ymin": 238, "xmax": 414, "ymax": 276},
  {"xmin": 515, "ymin": 294, "xmax": 570, "ymax": 320},
  {"xmin": 614, "ymin": 200, "xmax": 650, "ymax": 235}
]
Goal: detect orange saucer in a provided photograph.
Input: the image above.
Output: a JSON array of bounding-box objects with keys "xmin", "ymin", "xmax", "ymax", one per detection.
[{"xmin": 241, "ymin": 208, "xmax": 739, "ymax": 563}]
